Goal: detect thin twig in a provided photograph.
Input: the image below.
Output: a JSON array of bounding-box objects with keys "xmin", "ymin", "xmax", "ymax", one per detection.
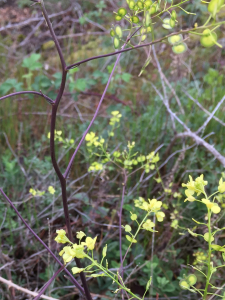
[
  {"xmin": 0, "ymin": 276, "xmax": 58, "ymax": 300},
  {"xmin": 0, "ymin": 188, "xmax": 84, "ymax": 295}
]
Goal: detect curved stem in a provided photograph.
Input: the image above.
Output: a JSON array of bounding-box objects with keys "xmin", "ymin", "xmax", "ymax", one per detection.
[
  {"xmin": 66, "ymin": 22, "xmax": 225, "ymax": 70},
  {"xmin": 33, "ymin": 266, "xmax": 64, "ymax": 300},
  {"xmin": 38, "ymin": 2, "xmax": 92, "ymax": 299},
  {"xmin": 39, "ymin": 0, "xmax": 66, "ymax": 70},
  {"xmin": 0, "ymin": 91, "xmax": 54, "ymax": 104},
  {"xmin": 203, "ymin": 208, "xmax": 212, "ymax": 300},
  {"xmin": 119, "ymin": 172, "xmax": 127, "ymax": 280},
  {"xmin": 0, "ymin": 188, "xmax": 84, "ymax": 295},
  {"xmin": 64, "ymin": 26, "xmax": 141, "ymax": 179}
]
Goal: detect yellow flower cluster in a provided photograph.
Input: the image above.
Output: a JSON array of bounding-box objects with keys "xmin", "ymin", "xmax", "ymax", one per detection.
[
  {"xmin": 134, "ymin": 197, "xmax": 165, "ymax": 222},
  {"xmin": 182, "ymin": 174, "xmax": 208, "ymax": 202},
  {"xmin": 122, "ymin": 151, "xmax": 159, "ymax": 172},
  {"xmin": 59, "ymin": 244, "xmax": 86, "ymax": 263},
  {"xmin": 55, "ymin": 229, "xmax": 97, "ymax": 264},
  {"xmin": 47, "ymin": 130, "xmax": 74, "ymax": 146},
  {"xmin": 47, "ymin": 130, "xmax": 62, "ymax": 140},
  {"xmin": 55, "ymin": 229, "xmax": 72, "ymax": 244},
  {"xmin": 193, "ymin": 250, "xmax": 207, "ymax": 265},
  {"xmin": 182, "ymin": 174, "xmax": 221, "ymax": 214},
  {"xmin": 142, "ymin": 219, "xmax": 155, "ymax": 231},
  {"xmin": 48, "ymin": 186, "xmax": 55, "ymax": 195},
  {"xmin": 109, "ymin": 111, "xmax": 122, "ymax": 126},
  {"xmin": 85, "ymin": 132, "xmax": 105, "ymax": 148},
  {"xmin": 29, "ymin": 188, "xmax": 45, "ymax": 196},
  {"xmin": 218, "ymin": 178, "xmax": 225, "ymax": 193},
  {"xmin": 29, "ymin": 187, "xmax": 54, "ymax": 196},
  {"xmin": 202, "ymin": 199, "xmax": 221, "ymax": 214},
  {"xmin": 88, "ymin": 162, "xmax": 104, "ymax": 172}
]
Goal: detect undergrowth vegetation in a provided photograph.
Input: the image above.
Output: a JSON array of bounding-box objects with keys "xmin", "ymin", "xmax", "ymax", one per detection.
[{"xmin": 0, "ymin": 0, "xmax": 225, "ymax": 299}]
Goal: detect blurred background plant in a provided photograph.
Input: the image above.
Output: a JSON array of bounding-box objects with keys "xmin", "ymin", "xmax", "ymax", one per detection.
[{"xmin": 0, "ymin": 0, "xmax": 225, "ymax": 299}]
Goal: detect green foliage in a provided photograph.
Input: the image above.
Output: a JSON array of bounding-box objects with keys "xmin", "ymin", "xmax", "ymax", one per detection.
[{"xmin": 1, "ymin": 0, "xmax": 225, "ymax": 299}]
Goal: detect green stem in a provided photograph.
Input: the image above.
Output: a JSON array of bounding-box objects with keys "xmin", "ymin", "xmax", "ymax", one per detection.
[
  {"xmin": 122, "ymin": 211, "xmax": 150, "ymax": 264},
  {"xmin": 203, "ymin": 15, "xmax": 212, "ymax": 27},
  {"xmin": 203, "ymin": 208, "xmax": 212, "ymax": 300},
  {"xmin": 85, "ymin": 255, "xmax": 142, "ymax": 300}
]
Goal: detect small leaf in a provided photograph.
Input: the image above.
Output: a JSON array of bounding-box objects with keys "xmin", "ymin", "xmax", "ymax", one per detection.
[
  {"xmin": 179, "ymin": 280, "xmax": 190, "ymax": 290},
  {"xmin": 143, "ymin": 11, "xmax": 151, "ymax": 27},
  {"xmin": 200, "ymin": 30, "xmax": 218, "ymax": 48},
  {"xmin": 124, "ymin": 225, "xmax": 132, "ymax": 232},
  {"xmin": 149, "ymin": 5, "xmax": 156, "ymax": 14},
  {"xmin": 187, "ymin": 274, "xmax": 197, "ymax": 286},
  {"xmin": 172, "ymin": 43, "xmax": 187, "ymax": 54},
  {"xmin": 168, "ymin": 34, "xmax": 183, "ymax": 45},
  {"xmin": 137, "ymin": 1, "xmax": 144, "ymax": 9},
  {"xmin": 115, "ymin": 25, "xmax": 123, "ymax": 38},
  {"xmin": 102, "ymin": 244, "xmax": 107, "ymax": 258},
  {"xmin": 126, "ymin": 235, "xmax": 137, "ymax": 243},
  {"xmin": 128, "ymin": 0, "xmax": 135, "ymax": 9},
  {"xmin": 171, "ymin": 10, "xmax": 177, "ymax": 20},
  {"xmin": 211, "ymin": 244, "xmax": 225, "ymax": 251},
  {"xmin": 144, "ymin": 0, "xmax": 152, "ymax": 9},
  {"xmin": 110, "ymin": 29, "xmax": 115, "ymax": 37},
  {"xmin": 117, "ymin": 7, "xmax": 127, "ymax": 17},
  {"xmin": 162, "ymin": 18, "xmax": 172, "ymax": 29},
  {"xmin": 115, "ymin": 15, "xmax": 122, "ymax": 21},
  {"xmin": 90, "ymin": 273, "xmax": 106, "ymax": 277},
  {"xmin": 170, "ymin": 18, "xmax": 176, "ymax": 28},
  {"xmin": 131, "ymin": 16, "xmax": 140, "ymax": 23},
  {"xmin": 71, "ymin": 267, "xmax": 84, "ymax": 274},
  {"xmin": 204, "ymin": 232, "xmax": 214, "ymax": 242},
  {"xmin": 146, "ymin": 276, "xmax": 152, "ymax": 290},
  {"xmin": 114, "ymin": 37, "xmax": 120, "ymax": 49}
]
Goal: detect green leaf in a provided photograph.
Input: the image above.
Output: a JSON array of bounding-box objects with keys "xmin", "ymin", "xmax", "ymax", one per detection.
[
  {"xmin": 90, "ymin": 273, "xmax": 106, "ymax": 277},
  {"xmin": 121, "ymin": 73, "xmax": 131, "ymax": 83},
  {"xmin": 126, "ymin": 235, "xmax": 137, "ymax": 243},
  {"xmin": 187, "ymin": 274, "xmax": 197, "ymax": 285},
  {"xmin": 22, "ymin": 53, "xmax": 42, "ymax": 71},
  {"xmin": 146, "ymin": 276, "xmax": 152, "ymax": 290},
  {"xmin": 102, "ymin": 244, "xmax": 107, "ymax": 258},
  {"xmin": 0, "ymin": 79, "xmax": 22, "ymax": 95},
  {"xmin": 124, "ymin": 225, "xmax": 132, "ymax": 232},
  {"xmin": 70, "ymin": 78, "xmax": 87, "ymax": 92},
  {"xmin": 179, "ymin": 279, "xmax": 190, "ymax": 290}
]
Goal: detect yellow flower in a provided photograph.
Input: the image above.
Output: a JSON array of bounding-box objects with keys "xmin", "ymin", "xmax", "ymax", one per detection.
[
  {"xmin": 76, "ymin": 231, "xmax": 86, "ymax": 240},
  {"xmin": 130, "ymin": 212, "xmax": 137, "ymax": 221},
  {"xmin": 134, "ymin": 197, "xmax": 148, "ymax": 210},
  {"xmin": 218, "ymin": 178, "xmax": 225, "ymax": 193},
  {"xmin": 148, "ymin": 199, "xmax": 162, "ymax": 212},
  {"xmin": 48, "ymin": 186, "xmax": 55, "ymax": 194},
  {"xmin": 182, "ymin": 175, "xmax": 207, "ymax": 196},
  {"xmin": 82, "ymin": 236, "xmax": 97, "ymax": 250},
  {"xmin": 85, "ymin": 132, "xmax": 100, "ymax": 147},
  {"xmin": 59, "ymin": 246, "xmax": 75, "ymax": 263},
  {"xmin": 72, "ymin": 244, "xmax": 86, "ymax": 258},
  {"xmin": 59, "ymin": 244, "xmax": 85, "ymax": 264},
  {"xmin": 71, "ymin": 267, "xmax": 84, "ymax": 274},
  {"xmin": 142, "ymin": 219, "xmax": 155, "ymax": 231},
  {"xmin": 85, "ymin": 132, "xmax": 95, "ymax": 142},
  {"xmin": 29, "ymin": 188, "xmax": 36, "ymax": 196},
  {"xmin": 88, "ymin": 162, "xmax": 103, "ymax": 172},
  {"xmin": 202, "ymin": 199, "xmax": 221, "ymax": 214},
  {"xmin": 204, "ymin": 232, "xmax": 214, "ymax": 242},
  {"xmin": 184, "ymin": 189, "xmax": 196, "ymax": 202},
  {"xmin": 156, "ymin": 211, "xmax": 165, "ymax": 222},
  {"xmin": 111, "ymin": 111, "xmax": 121, "ymax": 116},
  {"xmin": 109, "ymin": 111, "xmax": 122, "ymax": 126},
  {"xmin": 55, "ymin": 229, "xmax": 71, "ymax": 244}
]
